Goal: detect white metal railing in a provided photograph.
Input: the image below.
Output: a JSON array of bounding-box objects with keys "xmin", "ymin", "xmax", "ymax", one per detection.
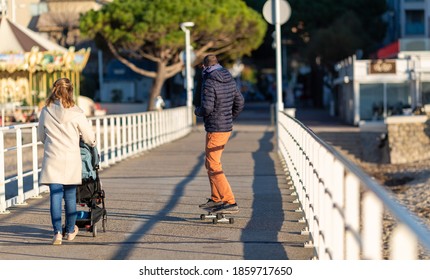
[
  {"xmin": 0, "ymin": 106, "xmax": 192, "ymax": 213},
  {"xmin": 277, "ymin": 110, "xmax": 430, "ymax": 260}
]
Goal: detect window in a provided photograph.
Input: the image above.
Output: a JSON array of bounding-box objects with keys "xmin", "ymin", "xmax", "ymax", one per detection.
[
  {"xmin": 359, "ymin": 84, "xmax": 384, "ymax": 121},
  {"xmin": 359, "ymin": 83, "xmax": 411, "ymax": 121},
  {"xmin": 30, "ymin": 3, "xmax": 48, "ymax": 16},
  {"xmin": 405, "ymin": 10, "xmax": 425, "ymax": 35},
  {"xmin": 421, "ymin": 82, "xmax": 430, "ymax": 104},
  {"xmin": 386, "ymin": 83, "xmax": 411, "ymax": 115}
]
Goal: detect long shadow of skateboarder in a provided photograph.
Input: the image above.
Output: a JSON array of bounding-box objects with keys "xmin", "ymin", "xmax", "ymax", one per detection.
[{"xmin": 241, "ymin": 131, "xmax": 288, "ymax": 259}]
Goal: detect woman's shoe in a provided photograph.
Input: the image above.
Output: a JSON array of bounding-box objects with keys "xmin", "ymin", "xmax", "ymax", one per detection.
[
  {"xmin": 66, "ymin": 225, "xmax": 79, "ymax": 241},
  {"xmin": 52, "ymin": 233, "xmax": 62, "ymax": 245}
]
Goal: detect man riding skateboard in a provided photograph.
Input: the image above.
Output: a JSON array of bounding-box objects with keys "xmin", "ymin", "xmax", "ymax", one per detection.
[{"xmin": 194, "ymin": 54, "xmax": 245, "ymax": 215}]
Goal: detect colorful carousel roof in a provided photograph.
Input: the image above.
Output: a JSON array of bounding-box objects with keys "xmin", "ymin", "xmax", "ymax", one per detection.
[{"xmin": 0, "ymin": 16, "xmax": 90, "ymax": 73}]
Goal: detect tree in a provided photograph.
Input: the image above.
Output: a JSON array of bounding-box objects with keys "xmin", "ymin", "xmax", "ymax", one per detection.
[
  {"xmin": 259, "ymin": 0, "xmax": 387, "ymax": 107},
  {"xmin": 37, "ymin": 1, "xmax": 106, "ymax": 48},
  {"xmin": 306, "ymin": 11, "xmax": 367, "ymax": 66},
  {"xmin": 286, "ymin": 0, "xmax": 387, "ymax": 68},
  {"xmin": 79, "ymin": 0, "xmax": 267, "ymax": 110}
]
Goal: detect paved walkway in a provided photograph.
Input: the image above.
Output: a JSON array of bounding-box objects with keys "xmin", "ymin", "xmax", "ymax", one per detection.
[{"xmin": 0, "ymin": 103, "xmax": 313, "ymax": 260}]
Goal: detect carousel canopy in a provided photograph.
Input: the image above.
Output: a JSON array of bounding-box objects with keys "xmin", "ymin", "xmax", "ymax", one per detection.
[
  {"xmin": 0, "ymin": 16, "xmax": 66, "ymax": 53},
  {"xmin": 0, "ymin": 16, "xmax": 90, "ymax": 73},
  {"xmin": 0, "ymin": 15, "xmax": 90, "ymax": 108}
]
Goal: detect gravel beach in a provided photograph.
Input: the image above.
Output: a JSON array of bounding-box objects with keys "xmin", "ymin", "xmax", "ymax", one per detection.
[{"xmin": 326, "ymin": 140, "xmax": 430, "ymax": 259}]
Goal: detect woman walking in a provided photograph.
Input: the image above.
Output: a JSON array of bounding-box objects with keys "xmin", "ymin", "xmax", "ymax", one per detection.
[{"xmin": 38, "ymin": 78, "xmax": 96, "ymax": 245}]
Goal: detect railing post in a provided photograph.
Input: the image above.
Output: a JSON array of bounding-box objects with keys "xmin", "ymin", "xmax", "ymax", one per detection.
[
  {"xmin": 127, "ymin": 115, "xmax": 132, "ymax": 155},
  {"xmin": 315, "ymin": 147, "xmax": 328, "ymax": 259},
  {"xmin": 167, "ymin": 110, "xmax": 172, "ymax": 142},
  {"xmin": 31, "ymin": 126, "xmax": 42, "ymax": 198},
  {"xmin": 162, "ymin": 110, "xmax": 167, "ymax": 144},
  {"xmin": 16, "ymin": 128, "xmax": 26, "ymax": 205},
  {"xmin": 136, "ymin": 114, "xmax": 141, "ymax": 152},
  {"xmin": 103, "ymin": 117, "xmax": 109, "ymax": 167},
  {"xmin": 323, "ymin": 153, "xmax": 335, "ymax": 260},
  {"xmin": 122, "ymin": 115, "xmax": 127, "ymax": 158},
  {"xmin": 332, "ymin": 160, "xmax": 345, "ymax": 259},
  {"xmin": 0, "ymin": 130, "xmax": 9, "ymax": 214},
  {"xmin": 95, "ymin": 118, "xmax": 101, "ymax": 161},
  {"xmin": 344, "ymin": 173, "xmax": 360, "ymax": 260},
  {"xmin": 390, "ymin": 224, "xmax": 418, "ymax": 259},
  {"xmin": 155, "ymin": 112, "xmax": 159, "ymax": 147},
  {"xmin": 362, "ymin": 192, "xmax": 383, "ymax": 259},
  {"xmin": 154, "ymin": 112, "xmax": 160, "ymax": 147},
  {"xmin": 116, "ymin": 116, "xmax": 122, "ymax": 161},
  {"xmin": 110, "ymin": 116, "xmax": 116, "ymax": 165},
  {"xmin": 148, "ymin": 113, "xmax": 154, "ymax": 150},
  {"xmin": 142, "ymin": 113, "xmax": 148, "ymax": 151}
]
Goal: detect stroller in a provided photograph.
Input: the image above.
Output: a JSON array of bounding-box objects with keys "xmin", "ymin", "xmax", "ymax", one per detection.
[{"xmin": 75, "ymin": 141, "xmax": 107, "ymax": 237}]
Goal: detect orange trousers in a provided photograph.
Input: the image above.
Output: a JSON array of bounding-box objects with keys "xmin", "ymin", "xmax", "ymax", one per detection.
[{"xmin": 205, "ymin": 132, "xmax": 235, "ymax": 204}]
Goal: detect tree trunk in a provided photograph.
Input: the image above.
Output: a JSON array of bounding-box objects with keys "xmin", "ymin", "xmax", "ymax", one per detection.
[{"xmin": 147, "ymin": 62, "xmax": 167, "ymax": 111}]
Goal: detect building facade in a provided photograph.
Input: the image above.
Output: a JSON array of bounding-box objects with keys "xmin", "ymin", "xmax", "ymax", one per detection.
[{"xmin": 335, "ymin": 0, "xmax": 430, "ymax": 125}]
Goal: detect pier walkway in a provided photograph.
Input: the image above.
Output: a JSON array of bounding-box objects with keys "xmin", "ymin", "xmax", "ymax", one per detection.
[{"xmin": 0, "ymin": 104, "xmax": 313, "ymax": 260}]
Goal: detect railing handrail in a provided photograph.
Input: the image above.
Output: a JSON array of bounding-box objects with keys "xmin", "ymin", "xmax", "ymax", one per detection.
[
  {"xmin": 278, "ymin": 112, "xmax": 430, "ymax": 257},
  {"xmin": 0, "ymin": 106, "xmax": 193, "ymax": 213},
  {"xmin": 284, "ymin": 113, "xmax": 430, "ymax": 250}
]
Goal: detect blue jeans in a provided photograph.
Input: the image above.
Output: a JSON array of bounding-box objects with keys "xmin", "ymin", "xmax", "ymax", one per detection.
[{"xmin": 49, "ymin": 184, "xmax": 77, "ymax": 234}]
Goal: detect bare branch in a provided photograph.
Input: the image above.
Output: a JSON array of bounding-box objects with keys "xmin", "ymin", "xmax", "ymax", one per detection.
[
  {"xmin": 121, "ymin": 47, "xmax": 161, "ymax": 63},
  {"xmin": 107, "ymin": 42, "xmax": 157, "ymax": 78},
  {"xmin": 210, "ymin": 43, "xmax": 235, "ymax": 56},
  {"xmin": 165, "ymin": 62, "xmax": 184, "ymax": 79}
]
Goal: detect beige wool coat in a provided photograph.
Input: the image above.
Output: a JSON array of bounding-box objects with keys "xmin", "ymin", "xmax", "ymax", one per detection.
[{"xmin": 37, "ymin": 100, "xmax": 96, "ymax": 185}]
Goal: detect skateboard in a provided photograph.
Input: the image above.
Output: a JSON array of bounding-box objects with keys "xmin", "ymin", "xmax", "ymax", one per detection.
[{"xmin": 200, "ymin": 208, "xmax": 235, "ymax": 224}]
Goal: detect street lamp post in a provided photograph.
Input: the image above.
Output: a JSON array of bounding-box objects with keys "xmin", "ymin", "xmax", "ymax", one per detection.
[
  {"xmin": 263, "ymin": 0, "xmax": 291, "ymax": 152},
  {"xmin": 180, "ymin": 22, "xmax": 194, "ymax": 110},
  {"xmin": 274, "ymin": 0, "xmax": 284, "ymax": 112},
  {"xmin": 0, "ymin": 0, "xmax": 6, "ymax": 17},
  {"xmin": 400, "ymin": 54, "xmax": 422, "ymax": 110}
]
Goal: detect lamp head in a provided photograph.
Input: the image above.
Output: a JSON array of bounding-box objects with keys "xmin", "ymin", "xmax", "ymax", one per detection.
[{"xmin": 180, "ymin": 22, "xmax": 195, "ymax": 31}]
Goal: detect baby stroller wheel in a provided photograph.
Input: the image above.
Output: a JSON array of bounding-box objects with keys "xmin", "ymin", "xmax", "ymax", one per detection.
[
  {"xmin": 92, "ymin": 224, "xmax": 97, "ymax": 237},
  {"xmin": 102, "ymin": 214, "xmax": 107, "ymax": 232}
]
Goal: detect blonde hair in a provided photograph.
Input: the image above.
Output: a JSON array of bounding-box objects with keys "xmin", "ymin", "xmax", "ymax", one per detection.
[{"xmin": 46, "ymin": 78, "xmax": 75, "ymax": 108}]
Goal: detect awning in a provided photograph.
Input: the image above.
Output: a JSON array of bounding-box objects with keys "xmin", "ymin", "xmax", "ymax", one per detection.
[{"xmin": 377, "ymin": 41, "xmax": 399, "ymax": 59}]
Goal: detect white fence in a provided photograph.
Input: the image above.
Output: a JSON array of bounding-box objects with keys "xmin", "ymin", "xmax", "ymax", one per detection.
[
  {"xmin": 277, "ymin": 110, "xmax": 430, "ymax": 260},
  {"xmin": 0, "ymin": 106, "xmax": 192, "ymax": 213}
]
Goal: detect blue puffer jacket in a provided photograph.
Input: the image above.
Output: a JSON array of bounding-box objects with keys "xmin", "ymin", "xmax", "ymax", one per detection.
[{"xmin": 195, "ymin": 65, "xmax": 244, "ymax": 132}]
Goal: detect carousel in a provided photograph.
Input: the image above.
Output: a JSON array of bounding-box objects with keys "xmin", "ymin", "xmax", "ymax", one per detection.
[{"xmin": 0, "ymin": 15, "xmax": 90, "ymax": 123}]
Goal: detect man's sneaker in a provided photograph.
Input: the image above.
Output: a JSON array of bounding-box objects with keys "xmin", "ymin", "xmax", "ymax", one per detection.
[
  {"xmin": 212, "ymin": 203, "xmax": 239, "ymax": 214},
  {"xmin": 199, "ymin": 199, "xmax": 223, "ymax": 209},
  {"xmin": 66, "ymin": 225, "xmax": 79, "ymax": 241},
  {"xmin": 52, "ymin": 233, "xmax": 62, "ymax": 245}
]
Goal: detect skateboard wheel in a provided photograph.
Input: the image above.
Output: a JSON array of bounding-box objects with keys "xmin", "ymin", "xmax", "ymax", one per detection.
[
  {"xmin": 200, "ymin": 214, "xmax": 206, "ymax": 220},
  {"xmin": 216, "ymin": 213, "xmax": 223, "ymax": 220},
  {"xmin": 229, "ymin": 218, "xmax": 234, "ymax": 224},
  {"xmin": 212, "ymin": 219, "xmax": 218, "ymax": 224}
]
